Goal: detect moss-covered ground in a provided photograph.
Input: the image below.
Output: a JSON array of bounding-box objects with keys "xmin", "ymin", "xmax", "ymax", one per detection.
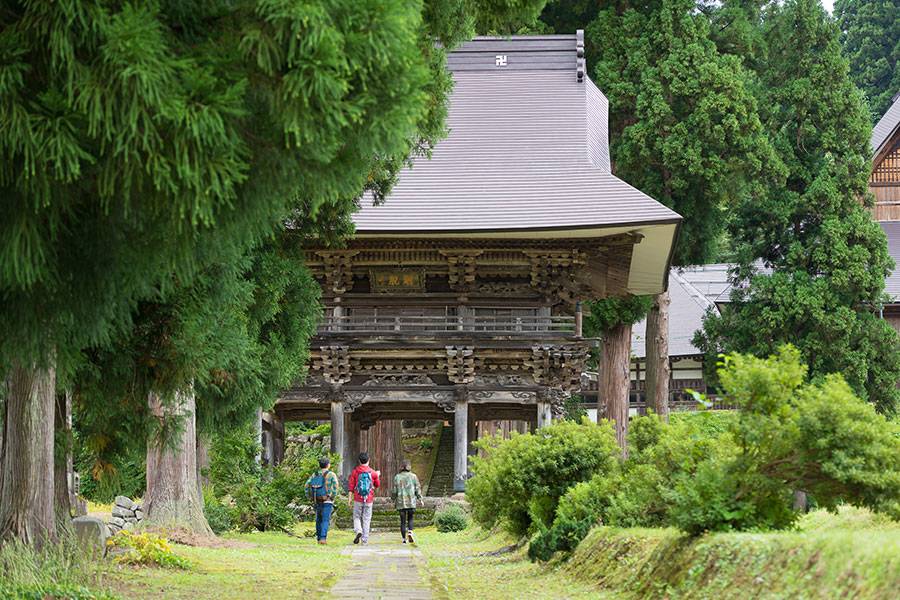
[
  {"xmin": 565, "ymin": 507, "xmax": 900, "ymax": 600},
  {"xmin": 102, "ymin": 524, "xmax": 351, "ymax": 599},
  {"xmin": 4, "ymin": 507, "xmax": 897, "ymax": 599},
  {"xmin": 416, "ymin": 527, "xmax": 612, "ymax": 599}
]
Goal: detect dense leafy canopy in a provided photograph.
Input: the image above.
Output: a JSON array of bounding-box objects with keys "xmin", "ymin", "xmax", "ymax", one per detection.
[
  {"xmin": 835, "ymin": 0, "xmax": 900, "ymax": 121},
  {"xmin": 586, "ymin": 0, "xmax": 776, "ymax": 266},
  {"xmin": 0, "ymin": 0, "xmax": 548, "ymax": 373},
  {"xmin": 697, "ymin": 0, "xmax": 900, "ymax": 414}
]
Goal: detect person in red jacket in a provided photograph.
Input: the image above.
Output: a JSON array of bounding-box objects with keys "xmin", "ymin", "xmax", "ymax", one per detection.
[{"xmin": 347, "ymin": 452, "xmax": 381, "ymax": 545}]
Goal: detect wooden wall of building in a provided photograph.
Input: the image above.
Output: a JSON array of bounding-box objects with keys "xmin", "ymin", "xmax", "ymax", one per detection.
[{"xmin": 872, "ymin": 137, "xmax": 900, "ymax": 221}]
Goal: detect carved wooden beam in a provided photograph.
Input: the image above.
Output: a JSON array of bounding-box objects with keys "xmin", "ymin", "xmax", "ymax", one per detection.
[
  {"xmin": 318, "ymin": 345, "xmax": 352, "ymax": 385},
  {"xmin": 445, "ymin": 345, "xmax": 476, "ymax": 384},
  {"xmin": 316, "ymin": 250, "xmax": 359, "ymax": 296}
]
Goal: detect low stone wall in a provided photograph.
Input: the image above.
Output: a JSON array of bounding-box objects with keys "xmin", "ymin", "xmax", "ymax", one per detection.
[
  {"xmin": 286, "ymin": 432, "xmax": 330, "ymax": 452},
  {"xmin": 107, "ymin": 495, "xmax": 144, "ymax": 535}
]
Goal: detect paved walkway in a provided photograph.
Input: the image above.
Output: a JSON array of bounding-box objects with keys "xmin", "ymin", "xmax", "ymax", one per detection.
[{"xmin": 331, "ymin": 533, "xmax": 432, "ymax": 599}]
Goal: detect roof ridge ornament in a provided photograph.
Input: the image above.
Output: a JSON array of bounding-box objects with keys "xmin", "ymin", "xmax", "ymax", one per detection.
[{"xmin": 576, "ymin": 29, "xmax": 585, "ymax": 82}]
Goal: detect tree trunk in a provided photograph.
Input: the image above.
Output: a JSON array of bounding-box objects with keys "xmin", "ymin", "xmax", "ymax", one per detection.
[
  {"xmin": 144, "ymin": 388, "xmax": 212, "ymax": 535},
  {"xmin": 645, "ymin": 291, "xmax": 671, "ymax": 422},
  {"xmin": 196, "ymin": 433, "xmax": 210, "ymax": 500},
  {"xmin": 0, "ymin": 361, "xmax": 57, "ymax": 547},
  {"xmin": 54, "ymin": 391, "xmax": 74, "ymax": 521},
  {"xmin": 363, "ymin": 420, "xmax": 402, "ymax": 497},
  {"xmin": 599, "ymin": 323, "xmax": 631, "ymax": 454}
]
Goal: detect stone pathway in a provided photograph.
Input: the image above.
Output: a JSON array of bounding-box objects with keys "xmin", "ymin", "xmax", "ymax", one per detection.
[{"xmin": 331, "ymin": 533, "xmax": 432, "ymax": 599}]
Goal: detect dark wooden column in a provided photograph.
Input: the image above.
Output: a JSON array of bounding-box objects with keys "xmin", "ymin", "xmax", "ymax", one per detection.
[
  {"xmin": 367, "ymin": 419, "xmax": 402, "ymax": 497},
  {"xmin": 330, "ymin": 399, "xmax": 345, "ymax": 476},
  {"xmin": 466, "ymin": 409, "xmax": 477, "ymax": 478},
  {"xmin": 453, "ymin": 390, "xmax": 468, "ymax": 493},
  {"xmin": 536, "ymin": 396, "xmax": 552, "ymax": 428},
  {"xmin": 342, "ymin": 413, "xmax": 361, "ymax": 483}
]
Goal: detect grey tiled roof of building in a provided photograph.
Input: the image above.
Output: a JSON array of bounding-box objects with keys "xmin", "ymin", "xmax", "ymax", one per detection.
[
  {"xmin": 880, "ymin": 221, "xmax": 900, "ymax": 302},
  {"xmin": 353, "ymin": 35, "xmax": 679, "ymax": 234},
  {"xmin": 631, "ymin": 270, "xmax": 717, "ymax": 359},
  {"xmin": 872, "ymin": 92, "xmax": 900, "ymax": 156},
  {"xmin": 677, "ymin": 264, "xmax": 735, "ymax": 305}
]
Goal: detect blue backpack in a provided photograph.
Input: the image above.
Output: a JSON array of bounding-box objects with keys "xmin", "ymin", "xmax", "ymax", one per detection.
[
  {"xmin": 308, "ymin": 470, "xmax": 331, "ymax": 502},
  {"xmin": 355, "ymin": 470, "xmax": 373, "ymax": 499}
]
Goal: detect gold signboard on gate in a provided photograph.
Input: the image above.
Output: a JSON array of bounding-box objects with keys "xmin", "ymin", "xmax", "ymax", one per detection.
[{"xmin": 369, "ymin": 269, "xmax": 426, "ymax": 293}]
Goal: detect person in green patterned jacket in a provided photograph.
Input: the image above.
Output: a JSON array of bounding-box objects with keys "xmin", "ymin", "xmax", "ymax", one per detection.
[{"xmin": 392, "ymin": 459, "xmax": 422, "ymax": 544}]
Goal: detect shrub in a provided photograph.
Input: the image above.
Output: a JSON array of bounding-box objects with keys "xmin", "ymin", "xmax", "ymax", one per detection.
[
  {"xmin": 106, "ymin": 531, "xmax": 191, "ymax": 569},
  {"xmin": 418, "ymin": 438, "xmax": 434, "ymax": 451},
  {"xmin": 434, "ymin": 504, "xmax": 470, "ymax": 532},
  {"xmin": 668, "ymin": 347, "xmax": 900, "ymax": 534},
  {"xmin": 467, "ymin": 419, "xmax": 620, "ymax": 536},
  {"xmin": 203, "ymin": 489, "xmax": 233, "ymax": 534},
  {"xmin": 207, "ymin": 425, "xmax": 339, "ymax": 533}
]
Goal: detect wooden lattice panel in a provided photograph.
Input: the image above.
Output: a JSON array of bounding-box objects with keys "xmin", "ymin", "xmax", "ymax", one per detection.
[{"xmin": 872, "ymin": 141, "xmax": 900, "ymax": 185}]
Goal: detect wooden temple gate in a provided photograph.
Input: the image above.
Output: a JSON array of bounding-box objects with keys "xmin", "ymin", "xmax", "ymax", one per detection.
[{"xmin": 271, "ymin": 33, "xmax": 680, "ymax": 494}]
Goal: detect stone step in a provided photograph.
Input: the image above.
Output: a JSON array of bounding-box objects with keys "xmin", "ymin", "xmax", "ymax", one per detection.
[{"xmin": 426, "ymin": 425, "xmax": 456, "ymax": 497}]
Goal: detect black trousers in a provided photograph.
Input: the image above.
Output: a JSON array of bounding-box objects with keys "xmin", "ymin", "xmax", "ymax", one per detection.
[{"xmin": 399, "ymin": 508, "xmax": 415, "ymax": 538}]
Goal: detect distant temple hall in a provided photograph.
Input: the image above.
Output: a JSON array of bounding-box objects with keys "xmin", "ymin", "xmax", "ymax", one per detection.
[{"xmin": 269, "ymin": 34, "xmax": 680, "ymax": 492}]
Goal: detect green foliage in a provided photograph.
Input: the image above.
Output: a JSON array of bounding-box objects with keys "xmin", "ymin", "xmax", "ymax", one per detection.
[
  {"xmin": 0, "ymin": 533, "xmax": 111, "ymax": 597},
  {"xmin": 467, "ymin": 420, "xmax": 620, "ymax": 536},
  {"xmin": 670, "ymin": 347, "xmax": 900, "ymax": 534},
  {"xmin": 0, "ymin": 0, "xmax": 468, "ymax": 370},
  {"xmin": 418, "ymin": 438, "xmax": 434, "ymax": 451},
  {"xmin": 835, "ymin": 0, "xmax": 900, "ymax": 121},
  {"xmin": 203, "ymin": 489, "xmax": 234, "ymax": 535},
  {"xmin": 584, "ymin": 296, "xmax": 652, "ymax": 334},
  {"xmin": 561, "ymin": 394, "xmax": 588, "ymax": 422},
  {"xmin": 208, "ymin": 427, "xmax": 261, "ymax": 499},
  {"xmin": 0, "ymin": 584, "xmax": 118, "ymax": 600},
  {"xmin": 434, "ymin": 504, "xmax": 470, "ymax": 533},
  {"xmin": 208, "ymin": 425, "xmax": 340, "ymax": 533},
  {"xmin": 588, "ymin": 0, "xmax": 776, "ymax": 266},
  {"xmin": 531, "ymin": 349, "xmax": 899, "ymax": 558},
  {"xmin": 107, "ymin": 530, "xmax": 191, "ymax": 570},
  {"xmin": 564, "ymin": 509, "xmax": 900, "ymax": 600},
  {"xmin": 73, "ymin": 437, "xmax": 145, "ymax": 504},
  {"xmin": 697, "ymin": 0, "xmax": 900, "ymax": 415}
]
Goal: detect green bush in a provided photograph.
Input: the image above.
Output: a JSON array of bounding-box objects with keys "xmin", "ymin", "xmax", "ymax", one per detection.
[
  {"xmin": 467, "ymin": 419, "xmax": 620, "ymax": 536},
  {"xmin": 434, "ymin": 504, "xmax": 470, "ymax": 532},
  {"xmin": 669, "ymin": 347, "xmax": 900, "ymax": 534},
  {"xmin": 207, "ymin": 425, "xmax": 340, "ymax": 533},
  {"xmin": 203, "ymin": 489, "xmax": 234, "ymax": 534},
  {"xmin": 107, "ymin": 530, "xmax": 191, "ymax": 569},
  {"xmin": 418, "ymin": 438, "xmax": 434, "ymax": 451}
]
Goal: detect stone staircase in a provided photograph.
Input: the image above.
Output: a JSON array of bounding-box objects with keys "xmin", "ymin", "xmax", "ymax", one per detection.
[
  {"xmin": 426, "ymin": 424, "xmax": 455, "ymax": 497},
  {"xmin": 332, "ymin": 498, "xmax": 437, "ymax": 532}
]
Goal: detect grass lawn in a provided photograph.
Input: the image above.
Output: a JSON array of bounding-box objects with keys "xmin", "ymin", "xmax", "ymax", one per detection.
[
  {"xmin": 416, "ymin": 527, "xmax": 613, "ymax": 599},
  {"xmin": 104, "ymin": 523, "xmax": 352, "ymax": 600}
]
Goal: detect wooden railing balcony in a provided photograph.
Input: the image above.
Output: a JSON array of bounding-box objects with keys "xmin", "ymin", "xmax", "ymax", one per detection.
[{"xmin": 316, "ymin": 315, "xmax": 578, "ymax": 336}]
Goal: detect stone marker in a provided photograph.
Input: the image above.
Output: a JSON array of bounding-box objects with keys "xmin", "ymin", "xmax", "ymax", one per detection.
[{"xmin": 72, "ymin": 516, "xmax": 109, "ymax": 557}]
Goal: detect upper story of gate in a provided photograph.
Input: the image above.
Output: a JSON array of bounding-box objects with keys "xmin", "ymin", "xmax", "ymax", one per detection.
[{"xmin": 302, "ymin": 33, "xmax": 681, "ymax": 344}]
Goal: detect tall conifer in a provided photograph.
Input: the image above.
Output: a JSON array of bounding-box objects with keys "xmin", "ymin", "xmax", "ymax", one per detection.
[
  {"xmin": 583, "ymin": 0, "xmax": 774, "ymax": 423},
  {"xmin": 835, "ymin": 0, "xmax": 900, "ymax": 121},
  {"xmin": 0, "ymin": 0, "xmax": 547, "ymax": 545},
  {"xmin": 697, "ymin": 0, "xmax": 900, "ymax": 415}
]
